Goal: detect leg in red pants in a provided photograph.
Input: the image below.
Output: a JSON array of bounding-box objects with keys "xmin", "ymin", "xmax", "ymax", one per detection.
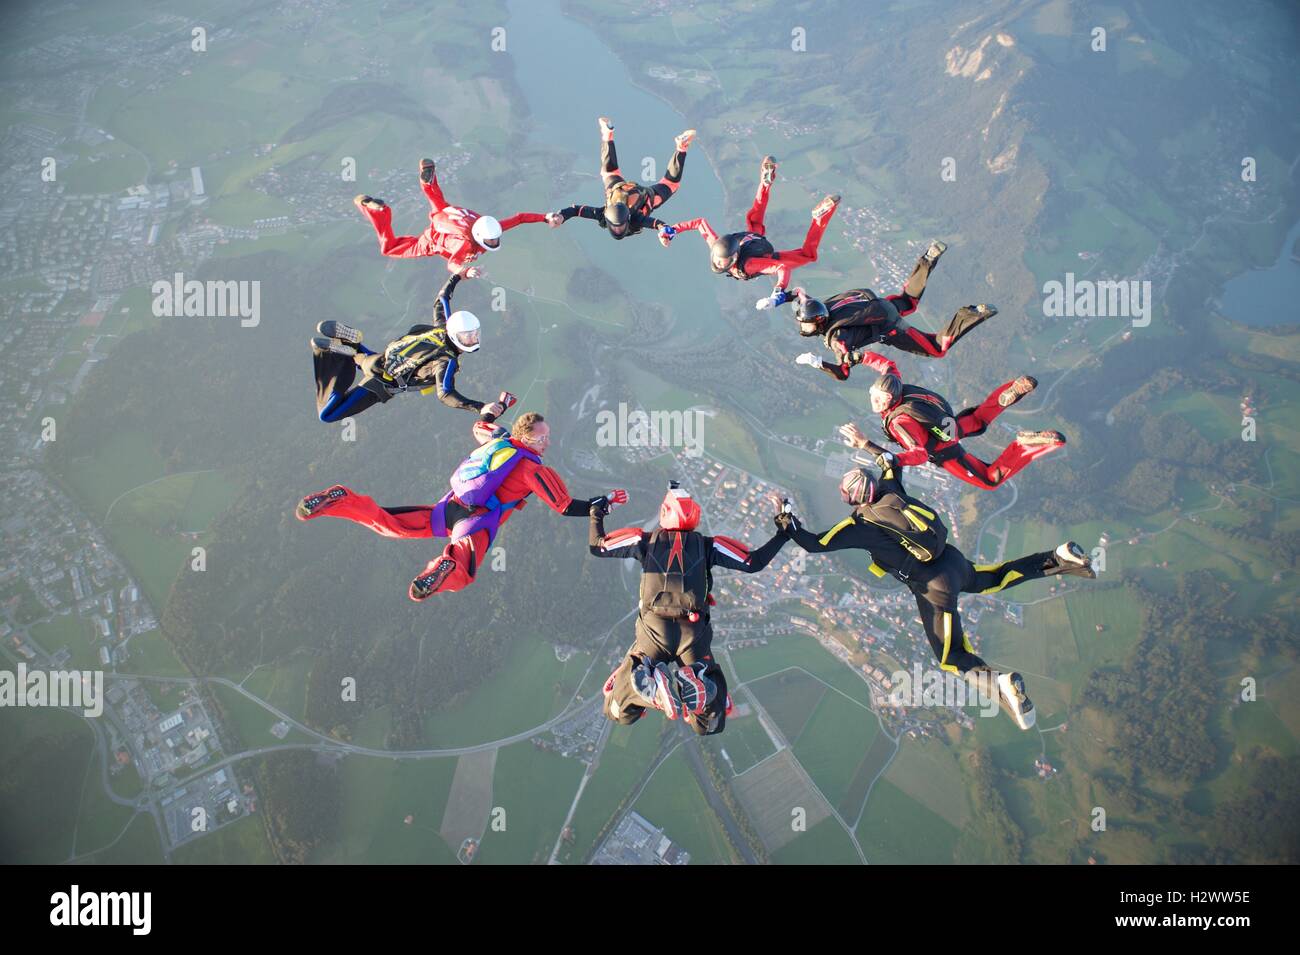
[
  {"xmin": 745, "ymin": 178, "xmax": 772, "ymax": 235},
  {"xmin": 770, "ymin": 195, "xmax": 839, "ymax": 270},
  {"xmin": 421, "ymin": 174, "xmax": 449, "ymax": 215},
  {"xmin": 355, "ymin": 201, "xmax": 438, "ymax": 259},
  {"xmin": 295, "ymin": 486, "xmax": 483, "ymax": 599},
  {"xmin": 941, "ymin": 441, "xmax": 1061, "ymax": 490}
]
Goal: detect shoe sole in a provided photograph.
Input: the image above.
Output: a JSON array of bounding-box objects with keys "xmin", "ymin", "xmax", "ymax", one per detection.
[
  {"xmin": 997, "ymin": 672, "xmax": 1035, "ymax": 730},
  {"xmin": 654, "ymin": 668, "xmax": 680, "ymax": 720},
  {"xmin": 1017, "ymin": 431, "xmax": 1065, "ymax": 447},
  {"xmin": 296, "ymin": 486, "xmax": 348, "ymax": 521},
  {"xmin": 410, "ymin": 558, "xmax": 456, "ymax": 601},
  {"xmin": 318, "ymin": 321, "xmax": 362, "ymax": 346},
  {"xmin": 310, "ymin": 336, "xmax": 355, "ymax": 357},
  {"xmin": 998, "ymin": 377, "xmax": 1038, "ymax": 408}
]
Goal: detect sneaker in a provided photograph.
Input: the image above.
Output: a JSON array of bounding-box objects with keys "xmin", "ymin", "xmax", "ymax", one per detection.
[
  {"xmin": 1055, "ymin": 541, "xmax": 1097, "ymax": 579},
  {"xmin": 760, "ymin": 155, "xmax": 778, "ymax": 187},
  {"xmin": 652, "ymin": 664, "xmax": 682, "ymax": 720},
  {"xmin": 812, "ymin": 193, "xmax": 840, "ymax": 220},
  {"xmin": 419, "ymin": 158, "xmax": 436, "ymax": 184},
  {"xmin": 998, "ymin": 375, "xmax": 1038, "ymax": 408},
  {"xmin": 317, "ymin": 320, "xmax": 363, "ymax": 346},
  {"xmin": 675, "ymin": 129, "xmax": 696, "ymax": 151},
  {"xmin": 1016, "ymin": 429, "xmax": 1065, "ymax": 447},
  {"xmin": 598, "ymin": 116, "xmax": 614, "ymax": 140},
  {"xmin": 997, "ymin": 671, "xmax": 1036, "ymax": 730},
  {"xmin": 409, "ymin": 557, "xmax": 457, "ymax": 601},
  {"xmin": 974, "ymin": 304, "xmax": 998, "ymax": 319},
  {"xmin": 310, "ymin": 335, "xmax": 356, "ymax": 358},
  {"xmin": 354, "ymin": 194, "xmax": 386, "ymax": 212},
  {"xmin": 296, "ymin": 485, "xmax": 349, "ymax": 521},
  {"xmin": 923, "ymin": 239, "xmax": 948, "ymax": 264}
]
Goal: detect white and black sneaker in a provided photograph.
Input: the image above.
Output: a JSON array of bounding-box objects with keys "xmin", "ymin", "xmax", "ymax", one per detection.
[
  {"xmin": 652, "ymin": 664, "xmax": 683, "ymax": 720},
  {"xmin": 310, "ymin": 336, "xmax": 355, "ymax": 358},
  {"xmin": 317, "ymin": 320, "xmax": 363, "ymax": 347},
  {"xmin": 923, "ymin": 239, "xmax": 948, "ymax": 264},
  {"xmin": 997, "ymin": 671, "xmax": 1036, "ymax": 730},
  {"xmin": 1055, "ymin": 541, "xmax": 1096, "ymax": 579}
]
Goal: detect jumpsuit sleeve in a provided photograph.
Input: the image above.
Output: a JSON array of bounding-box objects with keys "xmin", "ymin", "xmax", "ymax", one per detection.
[
  {"xmin": 519, "ymin": 460, "xmax": 595, "ymax": 516},
  {"xmin": 423, "ymin": 355, "xmax": 485, "ymax": 412},
  {"xmin": 856, "ymin": 350, "xmax": 900, "ymax": 377},
  {"xmin": 889, "ymin": 415, "xmax": 931, "ymax": 466},
  {"xmin": 588, "ymin": 511, "xmax": 648, "ymax": 558},
  {"xmin": 500, "ymin": 211, "xmax": 547, "ymax": 231},
  {"xmin": 707, "ymin": 532, "xmax": 789, "ymax": 573},
  {"xmin": 743, "ymin": 256, "xmax": 793, "ymax": 289},
  {"xmin": 432, "ymin": 272, "xmax": 462, "ymax": 326},
  {"xmin": 560, "ymin": 205, "xmax": 604, "ymax": 225},
  {"xmin": 785, "ymin": 518, "xmax": 875, "ymax": 554},
  {"xmin": 670, "ymin": 217, "xmax": 718, "ymax": 243}
]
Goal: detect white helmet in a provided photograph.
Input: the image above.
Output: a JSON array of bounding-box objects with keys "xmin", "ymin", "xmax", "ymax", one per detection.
[
  {"xmin": 446, "ymin": 310, "xmax": 481, "ymax": 353},
  {"xmin": 471, "ymin": 215, "xmax": 502, "ymax": 251}
]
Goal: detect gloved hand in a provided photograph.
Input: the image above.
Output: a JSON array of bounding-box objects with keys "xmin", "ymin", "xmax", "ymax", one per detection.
[
  {"xmin": 461, "ymin": 265, "xmax": 484, "ymax": 279},
  {"xmin": 658, "ymin": 225, "xmax": 676, "ymax": 247},
  {"xmin": 774, "ymin": 510, "xmax": 801, "ymax": 535},
  {"xmin": 607, "ymin": 489, "xmax": 629, "ymax": 508},
  {"xmin": 795, "ymin": 352, "xmax": 822, "ymax": 368},
  {"xmin": 480, "ymin": 401, "xmax": 506, "ymax": 420},
  {"xmin": 756, "ymin": 288, "xmax": 789, "ymax": 310},
  {"xmin": 472, "ymin": 419, "xmax": 507, "ymax": 445},
  {"xmin": 874, "ymin": 448, "xmax": 896, "ymax": 469},
  {"xmin": 498, "ymin": 391, "xmax": 517, "ymax": 410}
]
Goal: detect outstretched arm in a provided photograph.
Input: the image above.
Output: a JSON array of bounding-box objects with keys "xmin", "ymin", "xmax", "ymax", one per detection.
[
  {"xmin": 500, "ymin": 211, "xmax": 547, "ymax": 231},
  {"xmin": 422, "ymin": 355, "xmax": 485, "ymax": 413},
  {"xmin": 708, "ymin": 532, "xmax": 788, "ymax": 573},
  {"xmin": 432, "ymin": 271, "xmax": 462, "ymax": 327},
  {"xmin": 588, "ymin": 509, "xmax": 647, "ymax": 559},
  {"xmin": 669, "ymin": 217, "xmax": 720, "ymax": 244},
  {"xmin": 856, "ymin": 350, "xmax": 900, "ymax": 377}
]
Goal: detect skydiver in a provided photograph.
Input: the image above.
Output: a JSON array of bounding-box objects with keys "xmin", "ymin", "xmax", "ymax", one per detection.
[
  {"xmin": 354, "ymin": 158, "xmax": 546, "ymax": 275},
  {"xmin": 785, "ymin": 240, "xmax": 999, "ymax": 377},
  {"xmin": 545, "ymin": 117, "xmax": 696, "ymax": 240},
  {"xmin": 310, "ymin": 272, "xmax": 512, "ymax": 424},
  {"xmin": 589, "ymin": 484, "xmax": 790, "ymax": 735},
  {"xmin": 661, "ymin": 155, "xmax": 839, "ymax": 308},
  {"xmin": 841, "ymin": 350, "xmax": 1065, "ymax": 491},
  {"xmin": 296, "ymin": 413, "xmax": 627, "ymax": 600},
  {"xmin": 776, "ymin": 454, "xmax": 1097, "ymax": 730}
]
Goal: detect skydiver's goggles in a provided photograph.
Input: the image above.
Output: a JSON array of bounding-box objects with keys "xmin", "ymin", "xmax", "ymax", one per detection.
[
  {"xmin": 480, "ymin": 236, "xmax": 500, "ymax": 249},
  {"xmin": 453, "ymin": 328, "xmax": 480, "ymax": 349}
]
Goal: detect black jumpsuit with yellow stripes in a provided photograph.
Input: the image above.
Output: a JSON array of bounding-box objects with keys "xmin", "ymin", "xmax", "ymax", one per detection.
[{"xmin": 781, "ymin": 463, "xmax": 1077, "ymax": 675}]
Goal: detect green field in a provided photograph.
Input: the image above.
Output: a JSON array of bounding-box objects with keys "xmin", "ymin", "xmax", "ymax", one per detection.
[
  {"xmin": 560, "ymin": 720, "xmax": 666, "ymax": 863},
  {"xmin": 320, "ymin": 754, "xmax": 459, "ymax": 864},
  {"xmin": 631, "ymin": 745, "xmax": 741, "ymax": 864},
  {"xmin": 770, "ymin": 816, "xmax": 862, "ymax": 865},
  {"xmin": 857, "ymin": 778, "xmax": 959, "ymax": 864},
  {"xmin": 476, "ymin": 740, "xmax": 584, "ymax": 864}
]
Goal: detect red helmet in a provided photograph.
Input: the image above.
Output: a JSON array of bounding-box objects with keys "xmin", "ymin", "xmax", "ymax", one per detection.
[{"xmin": 659, "ymin": 486, "xmax": 701, "ymax": 531}]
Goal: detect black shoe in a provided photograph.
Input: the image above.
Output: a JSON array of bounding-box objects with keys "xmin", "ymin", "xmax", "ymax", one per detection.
[
  {"xmin": 354, "ymin": 194, "xmax": 386, "ymax": 212},
  {"xmin": 419, "ymin": 158, "xmax": 436, "ymax": 184}
]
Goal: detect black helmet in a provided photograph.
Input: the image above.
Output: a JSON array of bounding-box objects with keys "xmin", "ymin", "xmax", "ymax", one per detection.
[
  {"xmin": 709, "ymin": 235, "xmax": 741, "ymax": 273},
  {"xmin": 795, "ymin": 296, "xmax": 829, "ymax": 336},
  {"xmin": 839, "ymin": 467, "xmax": 878, "ymax": 506},
  {"xmin": 605, "ymin": 201, "xmax": 631, "ymax": 238}
]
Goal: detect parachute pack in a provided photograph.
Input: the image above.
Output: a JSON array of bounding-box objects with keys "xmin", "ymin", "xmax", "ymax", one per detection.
[
  {"xmin": 451, "ymin": 436, "xmax": 541, "ymax": 508},
  {"xmin": 639, "ymin": 529, "xmax": 710, "ymax": 619}
]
